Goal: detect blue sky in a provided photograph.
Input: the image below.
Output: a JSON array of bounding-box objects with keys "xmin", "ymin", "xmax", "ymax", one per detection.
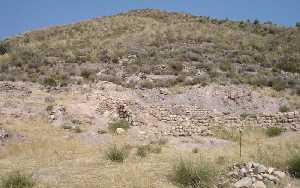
[{"xmin": 1, "ymin": 0, "xmax": 300, "ymax": 39}]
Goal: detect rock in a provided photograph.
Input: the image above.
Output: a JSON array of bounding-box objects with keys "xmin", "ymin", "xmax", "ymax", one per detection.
[
  {"xmin": 240, "ymin": 168, "xmax": 248, "ymax": 177},
  {"xmin": 234, "ymin": 177, "xmax": 252, "ymax": 188},
  {"xmin": 116, "ymin": 128, "xmax": 126, "ymax": 135},
  {"xmin": 262, "ymin": 174, "xmax": 279, "ymax": 183},
  {"xmin": 267, "ymin": 168, "xmax": 274, "ymax": 174},
  {"xmin": 255, "ymin": 165, "xmax": 267, "ymax": 174},
  {"xmin": 0, "ymin": 128, "xmax": 9, "ymax": 141},
  {"xmin": 273, "ymin": 171, "xmax": 285, "ymax": 179},
  {"xmin": 252, "ymin": 181, "xmax": 266, "ymax": 188}
]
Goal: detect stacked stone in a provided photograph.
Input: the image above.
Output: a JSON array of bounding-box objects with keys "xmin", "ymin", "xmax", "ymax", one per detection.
[
  {"xmin": 257, "ymin": 111, "xmax": 300, "ymax": 131},
  {"xmin": 229, "ymin": 162, "xmax": 286, "ymax": 188}
]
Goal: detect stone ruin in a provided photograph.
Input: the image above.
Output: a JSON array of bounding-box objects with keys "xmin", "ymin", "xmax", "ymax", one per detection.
[
  {"xmin": 228, "ymin": 162, "xmax": 286, "ymax": 188},
  {"xmin": 95, "ymin": 92, "xmax": 300, "ymax": 137}
]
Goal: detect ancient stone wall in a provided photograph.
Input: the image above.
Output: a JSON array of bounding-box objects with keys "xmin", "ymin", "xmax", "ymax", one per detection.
[{"xmin": 95, "ymin": 95, "xmax": 300, "ymax": 136}]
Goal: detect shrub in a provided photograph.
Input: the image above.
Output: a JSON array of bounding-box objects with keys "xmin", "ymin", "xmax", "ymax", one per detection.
[
  {"xmin": 279, "ymin": 105, "xmax": 289, "ymax": 113},
  {"xmin": 108, "ymin": 119, "xmax": 130, "ymax": 133},
  {"xmin": 192, "ymin": 148, "xmax": 199, "ymax": 153},
  {"xmin": 0, "ymin": 41, "xmax": 9, "ymax": 55},
  {"xmin": 288, "ymin": 154, "xmax": 300, "ymax": 178},
  {"xmin": 296, "ymin": 22, "xmax": 300, "ymax": 28},
  {"xmin": 172, "ymin": 159, "xmax": 217, "ymax": 188},
  {"xmin": 149, "ymin": 145, "xmax": 162, "ymax": 154},
  {"xmin": 105, "ymin": 145, "xmax": 128, "ymax": 162},
  {"xmin": 271, "ymin": 78, "xmax": 288, "ymax": 91},
  {"xmin": 136, "ymin": 145, "xmax": 149, "ymax": 158},
  {"xmin": 253, "ymin": 19, "xmax": 260, "ymax": 25},
  {"xmin": 1, "ymin": 172, "xmax": 34, "ymax": 188},
  {"xmin": 266, "ymin": 127, "xmax": 283, "ymax": 137},
  {"xmin": 169, "ymin": 62, "xmax": 184, "ymax": 73},
  {"xmin": 42, "ymin": 77, "xmax": 57, "ymax": 87},
  {"xmin": 80, "ymin": 69, "xmax": 92, "ymax": 79}
]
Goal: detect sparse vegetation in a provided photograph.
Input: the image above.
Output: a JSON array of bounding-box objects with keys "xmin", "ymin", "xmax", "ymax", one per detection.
[
  {"xmin": 288, "ymin": 154, "xmax": 300, "ymax": 178},
  {"xmin": 192, "ymin": 148, "xmax": 199, "ymax": 154},
  {"xmin": 266, "ymin": 127, "xmax": 283, "ymax": 137},
  {"xmin": 0, "ymin": 9, "xmax": 298, "ymax": 92},
  {"xmin": 1, "ymin": 172, "xmax": 34, "ymax": 188},
  {"xmin": 136, "ymin": 145, "xmax": 149, "ymax": 158},
  {"xmin": 105, "ymin": 144, "xmax": 128, "ymax": 162},
  {"xmin": 171, "ymin": 158, "xmax": 218, "ymax": 188},
  {"xmin": 213, "ymin": 127, "xmax": 240, "ymax": 142},
  {"xmin": 279, "ymin": 105, "xmax": 290, "ymax": 113},
  {"xmin": 108, "ymin": 119, "xmax": 130, "ymax": 133}
]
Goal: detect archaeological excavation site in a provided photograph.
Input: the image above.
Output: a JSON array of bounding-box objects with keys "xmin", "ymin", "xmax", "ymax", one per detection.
[{"xmin": 0, "ymin": 9, "xmax": 300, "ymax": 188}]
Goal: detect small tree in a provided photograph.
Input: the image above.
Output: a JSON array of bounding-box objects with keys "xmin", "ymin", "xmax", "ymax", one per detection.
[
  {"xmin": 296, "ymin": 22, "xmax": 300, "ymax": 28},
  {"xmin": 253, "ymin": 19, "xmax": 260, "ymax": 25}
]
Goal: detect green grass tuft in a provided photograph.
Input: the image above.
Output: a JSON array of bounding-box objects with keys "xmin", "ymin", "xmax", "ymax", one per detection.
[
  {"xmin": 1, "ymin": 172, "xmax": 34, "ymax": 188},
  {"xmin": 105, "ymin": 145, "xmax": 128, "ymax": 162},
  {"xmin": 266, "ymin": 127, "xmax": 283, "ymax": 137},
  {"xmin": 288, "ymin": 154, "xmax": 300, "ymax": 178},
  {"xmin": 172, "ymin": 158, "xmax": 217, "ymax": 188}
]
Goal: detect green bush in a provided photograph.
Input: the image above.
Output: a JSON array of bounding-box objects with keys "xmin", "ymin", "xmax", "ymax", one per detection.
[
  {"xmin": 279, "ymin": 105, "xmax": 289, "ymax": 113},
  {"xmin": 108, "ymin": 119, "xmax": 130, "ymax": 133},
  {"xmin": 271, "ymin": 78, "xmax": 288, "ymax": 91},
  {"xmin": 43, "ymin": 77, "xmax": 57, "ymax": 87},
  {"xmin": 0, "ymin": 41, "xmax": 9, "ymax": 55},
  {"xmin": 192, "ymin": 148, "xmax": 199, "ymax": 154},
  {"xmin": 169, "ymin": 62, "xmax": 184, "ymax": 73},
  {"xmin": 1, "ymin": 172, "xmax": 34, "ymax": 188},
  {"xmin": 172, "ymin": 159, "xmax": 217, "ymax": 188},
  {"xmin": 288, "ymin": 154, "xmax": 300, "ymax": 178},
  {"xmin": 266, "ymin": 127, "xmax": 283, "ymax": 137},
  {"xmin": 136, "ymin": 145, "xmax": 149, "ymax": 158},
  {"xmin": 105, "ymin": 145, "xmax": 128, "ymax": 162}
]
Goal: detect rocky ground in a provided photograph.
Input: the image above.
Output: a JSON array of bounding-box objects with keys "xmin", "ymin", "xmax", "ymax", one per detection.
[{"xmin": 0, "ymin": 81, "xmax": 299, "ymax": 187}]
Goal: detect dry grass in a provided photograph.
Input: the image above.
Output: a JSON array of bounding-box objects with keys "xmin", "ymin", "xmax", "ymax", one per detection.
[{"xmin": 0, "ymin": 119, "xmax": 299, "ymax": 187}]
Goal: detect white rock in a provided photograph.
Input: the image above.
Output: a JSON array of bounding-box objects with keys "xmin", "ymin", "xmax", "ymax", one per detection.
[
  {"xmin": 267, "ymin": 167, "xmax": 274, "ymax": 174},
  {"xmin": 252, "ymin": 181, "xmax": 266, "ymax": 188},
  {"xmin": 240, "ymin": 168, "xmax": 248, "ymax": 177},
  {"xmin": 273, "ymin": 171, "xmax": 285, "ymax": 179},
  {"xmin": 116, "ymin": 128, "xmax": 126, "ymax": 135},
  {"xmin": 262, "ymin": 174, "xmax": 279, "ymax": 182},
  {"xmin": 234, "ymin": 177, "xmax": 252, "ymax": 188}
]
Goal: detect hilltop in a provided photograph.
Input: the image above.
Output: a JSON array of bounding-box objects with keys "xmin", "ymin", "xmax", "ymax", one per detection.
[{"xmin": 0, "ymin": 9, "xmax": 299, "ymax": 92}]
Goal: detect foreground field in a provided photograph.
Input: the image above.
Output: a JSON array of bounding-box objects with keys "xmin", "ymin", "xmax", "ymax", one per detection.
[{"xmin": 0, "ymin": 119, "xmax": 299, "ymax": 187}]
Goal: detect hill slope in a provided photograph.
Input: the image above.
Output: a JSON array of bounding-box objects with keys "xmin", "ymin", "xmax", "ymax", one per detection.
[{"xmin": 0, "ymin": 9, "xmax": 299, "ymax": 92}]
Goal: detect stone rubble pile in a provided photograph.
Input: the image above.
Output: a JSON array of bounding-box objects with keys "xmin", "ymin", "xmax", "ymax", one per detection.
[
  {"xmin": 228, "ymin": 162, "xmax": 286, "ymax": 188},
  {"xmin": 0, "ymin": 128, "xmax": 9, "ymax": 142},
  {"xmin": 48, "ymin": 105, "xmax": 66, "ymax": 127}
]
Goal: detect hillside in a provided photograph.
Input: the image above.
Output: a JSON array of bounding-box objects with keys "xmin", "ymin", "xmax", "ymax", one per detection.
[
  {"xmin": 0, "ymin": 9, "xmax": 300, "ymax": 188},
  {"xmin": 0, "ymin": 9, "xmax": 299, "ymax": 91}
]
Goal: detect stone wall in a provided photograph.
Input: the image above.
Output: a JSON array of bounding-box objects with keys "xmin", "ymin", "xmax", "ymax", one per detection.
[{"xmin": 95, "ymin": 95, "xmax": 300, "ymax": 137}]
